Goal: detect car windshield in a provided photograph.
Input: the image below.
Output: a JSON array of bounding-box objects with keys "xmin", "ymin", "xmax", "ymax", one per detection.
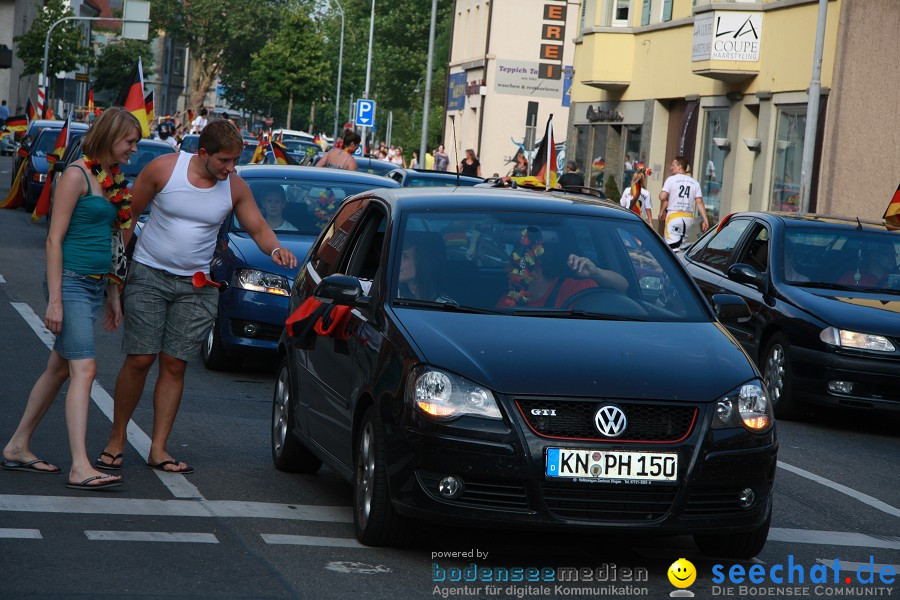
[
  {"xmin": 238, "ymin": 144, "xmax": 257, "ymax": 165},
  {"xmin": 31, "ymin": 130, "xmax": 62, "ymax": 157},
  {"xmin": 282, "ymin": 140, "xmax": 319, "ymax": 158},
  {"xmin": 405, "ymin": 174, "xmax": 479, "ymax": 188},
  {"xmin": 236, "ymin": 178, "xmax": 382, "ymax": 236},
  {"xmin": 392, "ymin": 210, "xmax": 709, "ymax": 321},
  {"xmin": 122, "ymin": 144, "xmax": 174, "ymax": 177},
  {"xmin": 785, "ymin": 227, "xmax": 900, "ymax": 292},
  {"xmin": 180, "ymin": 136, "xmax": 199, "ymax": 153}
]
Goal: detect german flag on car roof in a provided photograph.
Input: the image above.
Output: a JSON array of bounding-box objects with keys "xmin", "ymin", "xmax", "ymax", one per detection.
[
  {"xmin": 883, "ymin": 183, "xmax": 900, "ymax": 230},
  {"xmin": 5, "ymin": 114, "xmax": 27, "ymax": 133},
  {"xmin": 32, "ymin": 116, "xmax": 71, "ymax": 221},
  {"xmin": 114, "ymin": 58, "xmax": 150, "ymax": 137},
  {"xmin": 270, "ymin": 141, "xmax": 297, "ymax": 165}
]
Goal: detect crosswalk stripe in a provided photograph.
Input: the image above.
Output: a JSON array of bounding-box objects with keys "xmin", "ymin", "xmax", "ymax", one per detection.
[
  {"xmin": 85, "ymin": 531, "xmax": 219, "ymax": 543},
  {"xmin": 0, "ymin": 528, "xmax": 41, "ymax": 539},
  {"xmin": 777, "ymin": 461, "xmax": 900, "ymax": 519},
  {"xmin": 261, "ymin": 534, "xmax": 367, "ymax": 548},
  {"xmin": 0, "ymin": 494, "xmax": 353, "ymax": 522},
  {"xmin": 769, "ymin": 528, "xmax": 900, "ymax": 551}
]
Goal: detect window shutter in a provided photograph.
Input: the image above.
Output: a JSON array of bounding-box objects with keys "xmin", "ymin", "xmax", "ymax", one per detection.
[{"xmin": 641, "ymin": 0, "xmax": 651, "ymax": 26}]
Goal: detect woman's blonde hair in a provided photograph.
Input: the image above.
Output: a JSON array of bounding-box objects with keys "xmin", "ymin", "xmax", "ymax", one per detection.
[{"xmin": 82, "ymin": 107, "xmax": 141, "ymax": 164}]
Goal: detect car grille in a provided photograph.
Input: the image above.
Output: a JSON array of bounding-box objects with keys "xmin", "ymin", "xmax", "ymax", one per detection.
[
  {"xmin": 417, "ymin": 471, "xmax": 530, "ymax": 511},
  {"xmin": 515, "ymin": 399, "xmax": 697, "ymax": 442},
  {"xmin": 541, "ymin": 481, "xmax": 677, "ymax": 521},
  {"xmin": 683, "ymin": 486, "xmax": 770, "ymax": 517}
]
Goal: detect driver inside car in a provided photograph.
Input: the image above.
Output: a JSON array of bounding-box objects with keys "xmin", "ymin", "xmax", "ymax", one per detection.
[{"xmin": 498, "ymin": 235, "xmax": 628, "ymax": 308}]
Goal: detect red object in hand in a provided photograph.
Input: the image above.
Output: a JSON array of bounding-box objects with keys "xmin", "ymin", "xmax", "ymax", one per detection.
[{"xmin": 192, "ymin": 272, "xmax": 222, "ymax": 288}]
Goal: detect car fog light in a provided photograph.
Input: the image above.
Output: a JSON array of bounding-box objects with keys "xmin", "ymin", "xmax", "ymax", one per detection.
[
  {"xmin": 828, "ymin": 380, "xmax": 854, "ymax": 394},
  {"xmin": 242, "ymin": 323, "xmax": 259, "ymax": 337},
  {"xmin": 739, "ymin": 488, "xmax": 755, "ymax": 509},
  {"xmin": 438, "ymin": 476, "xmax": 464, "ymax": 499}
]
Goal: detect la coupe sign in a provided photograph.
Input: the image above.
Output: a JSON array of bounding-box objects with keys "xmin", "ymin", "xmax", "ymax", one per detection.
[{"xmin": 692, "ymin": 12, "xmax": 763, "ymax": 62}]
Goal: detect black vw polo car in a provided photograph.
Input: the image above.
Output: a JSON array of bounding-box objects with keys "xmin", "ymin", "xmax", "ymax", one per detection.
[
  {"xmin": 679, "ymin": 212, "xmax": 900, "ymax": 419},
  {"xmin": 273, "ymin": 187, "xmax": 777, "ymax": 557}
]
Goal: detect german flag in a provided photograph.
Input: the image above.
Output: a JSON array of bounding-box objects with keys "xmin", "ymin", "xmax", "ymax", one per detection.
[
  {"xmin": 45, "ymin": 106, "xmax": 55, "ymax": 120},
  {"xmin": 249, "ymin": 134, "xmax": 268, "ymax": 164},
  {"xmin": 629, "ymin": 176, "xmax": 643, "ymax": 216},
  {"xmin": 114, "ymin": 58, "xmax": 150, "ymax": 137},
  {"xmin": 530, "ymin": 115, "xmax": 557, "ymax": 189},
  {"xmin": 144, "ymin": 90, "xmax": 155, "ymax": 125},
  {"xmin": 883, "ymin": 183, "xmax": 900, "ymax": 230},
  {"xmin": 270, "ymin": 141, "xmax": 297, "ymax": 165},
  {"xmin": 32, "ymin": 117, "xmax": 71, "ymax": 221},
  {"xmin": 25, "ymin": 98, "xmax": 37, "ymax": 122},
  {"xmin": 0, "ymin": 160, "xmax": 26, "ymax": 209},
  {"xmin": 5, "ymin": 114, "xmax": 27, "ymax": 133},
  {"xmin": 87, "ymin": 89, "xmax": 94, "ymax": 115}
]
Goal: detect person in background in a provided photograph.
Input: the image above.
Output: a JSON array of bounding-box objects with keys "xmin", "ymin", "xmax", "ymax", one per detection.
[
  {"xmin": 190, "ymin": 108, "xmax": 208, "ymax": 133},
  {"xmin": 459, "ymin": 148, "xmax": 481, "ymax": 177},
  {"xmin": 0, "ymin": 99, "xmax": 9, "ymax": 126},
  {"xmin": 409, "ymin": 150, "xmax": 420, "ymax": 169},
  {"xmin": 424, "ymin": 148, "xmax": 435, "ymax": 170},
  {"xmin": 256, "ymin": 183, "xmax": 298, "ymax": 232},
  {"xmin": 434, "ymin": 145, "xmax": 450, "ymax": 172},
  {"xmin": 511, "ymin": 153, "xmax": 529, "ymax": 177},
  {"xmin": 316, "ymin": 130, "xmax": 360, "ymax": 170},
  {"xmin": 397, "ymin": 231, "xmax": 455, "ymax": 304},
  {"xmin": 619, "ymin": 171, "xmax": 653, "ymax": 221},
  {"xmin": 2, "ymin": 107, "xmax": 141, "ymax": 490},
  {"xmin": 96, "ymin": 121, "xmax": 297, "ymax": 474},
  {"xmin": 658, "ymin": 155, "xmax": 708, "ymax": 249},
  {"xmin": 557, "ymin": 161, "xmax": 584, "ymax": 188}
]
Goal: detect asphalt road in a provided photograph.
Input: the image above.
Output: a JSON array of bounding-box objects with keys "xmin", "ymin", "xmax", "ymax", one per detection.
[{"xmin": 0, "ymin": 154, "xmax": 898, "ymax": 600}]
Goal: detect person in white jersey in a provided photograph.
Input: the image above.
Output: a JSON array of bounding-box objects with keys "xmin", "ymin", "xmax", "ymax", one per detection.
[
  {"xmin": 95, "ymin": 121, "xmax": 297, "ymax": 473},
  {"xmin": 658, "ymin": 155, "xmax": 709, "ymax": 249}
]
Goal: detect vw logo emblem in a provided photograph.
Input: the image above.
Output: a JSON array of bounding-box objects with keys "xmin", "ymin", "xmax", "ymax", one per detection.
[{"xmin": 594, "ymin": 405, "xmax": 627, "ymax": 437}]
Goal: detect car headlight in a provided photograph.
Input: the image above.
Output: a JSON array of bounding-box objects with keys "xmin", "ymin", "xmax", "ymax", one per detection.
[
  {"xmin": 712, "ymin": 380, "xmax": 773, "ymax": 432},
  {"xmin": 819, "ymin": 326, "xmax": 895, "ymax": 352},
  {"xmin": 408, "ymin": 367, "xmax": 502, "ymax": 420},
  {"xmin": 234, "ymin": 269, "xmax": 290, "ymax": 296}
]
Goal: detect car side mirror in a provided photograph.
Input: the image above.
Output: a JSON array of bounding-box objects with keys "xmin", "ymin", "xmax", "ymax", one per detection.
[
  {"xmin": 711, "ymin": 293, "xmax": 751, "ymax": 324},
  {"xmin": 728, "ymin": 263, "xmax": 765, "ymax": 288},
  {"xmin": 314, "ymin": 274, "xmax": 372, "ymax": 308}
]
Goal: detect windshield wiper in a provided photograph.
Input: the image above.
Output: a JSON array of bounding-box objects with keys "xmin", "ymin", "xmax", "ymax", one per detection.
[
  {"xmin": 802, "ymin": 282, "xmax": 899, "ymax": 294},
  {"xmin": 393, "ymin": 298, "xmax": 505, "ymax": 314},
  {"xmin": 511, "ymin": 308, "xmax": 647, "ymax": 321}
]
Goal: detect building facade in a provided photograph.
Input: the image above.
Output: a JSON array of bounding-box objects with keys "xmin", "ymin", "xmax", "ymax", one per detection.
[
  {"xmin": 444, "ymin": 0, "xmax": 579, "ymax": 177},
  {"xmin": 569, "ymin": 0, "xmax": 900, "ymax": 233}
]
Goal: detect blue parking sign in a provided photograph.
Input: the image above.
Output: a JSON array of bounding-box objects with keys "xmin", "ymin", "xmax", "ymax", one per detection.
[{"xmin": 355, "ymin": 99, "xmax": 376, "ymax": 127}]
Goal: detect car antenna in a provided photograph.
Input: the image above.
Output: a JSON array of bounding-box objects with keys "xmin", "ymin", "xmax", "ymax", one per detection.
[
  {"xmin": 856, "ymin": 217, "xmax": 863, "ymax": 231},
  {"xmin": 451, "ymin": 119, "xmax": 460, "ymax": 188}
]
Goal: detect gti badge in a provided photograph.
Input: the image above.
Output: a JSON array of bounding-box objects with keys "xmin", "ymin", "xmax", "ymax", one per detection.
[
  {"xmin": 531, "ymin": 408, "xmax": 557, "ymax": 416},
  {"xmin": 594, "ymin": 405, "xmax": 627, "ymax": 437}
]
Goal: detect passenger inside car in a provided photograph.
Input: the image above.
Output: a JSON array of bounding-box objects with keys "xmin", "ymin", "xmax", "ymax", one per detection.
[
  {"xmin": 397, "ymin": 231, "xmax": 456, "ymax": 304},
  {"xmin": 837, "ymin": 240, "xmax": 899, "ymax": 288},
  {"xmin": 254, "ymin": 183, "xmax": 298, "ymax": 232}
]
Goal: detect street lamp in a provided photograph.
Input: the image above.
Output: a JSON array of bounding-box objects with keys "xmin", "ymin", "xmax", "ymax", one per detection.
[
  {"xmin": 330, "ymin": 0, "xmax": 345, "ymax": 141},
  {"xmin": 419, "ymin": 0, "xmax": 438, "ymax": 169},
  {"xmin": 361, "ymin": 0, "xmax": 375, "ymax": 153}
]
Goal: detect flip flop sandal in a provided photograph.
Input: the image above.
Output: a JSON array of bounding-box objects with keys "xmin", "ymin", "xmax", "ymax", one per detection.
[
  {"xmin": 95, "ymin": 452, "xmax": 123, "ymax": 471},
  {"xmin": 66, "ymin": 474, "xmax": 123, "ymax": 491}
]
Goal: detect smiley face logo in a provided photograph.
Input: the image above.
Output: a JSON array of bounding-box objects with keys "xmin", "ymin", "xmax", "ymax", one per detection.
[{"xmin": 668, "ymin": 558, "xmax": 696, "ymax": 589}]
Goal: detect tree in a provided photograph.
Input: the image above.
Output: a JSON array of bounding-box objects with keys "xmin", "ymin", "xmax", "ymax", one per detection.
[
  {"xmin": 92, "ymin": 40, "xmax": 155, "ymax": 98},
  {"xmin": 250, "ymin": 8, "xmax": 330, "ymax": 131},
  {"xmin": 151, "ymin": 0, "xmax": 278, "ymax": 114},
  {"xmin": 13, "ymin": 0, "xmax": 94, "ymax": 99}
]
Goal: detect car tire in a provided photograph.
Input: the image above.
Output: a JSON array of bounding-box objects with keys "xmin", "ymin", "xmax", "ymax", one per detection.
[
  {"xmin": 201, "ymin": 316, "xmax": 240, "ymax": 371},
  {"xmin": 762, "ymin": 333, "xmax": 800, "ymax": 419},
  {"xmin": 354, "ymin": 405, "xmax": 411, "ymax": 546},
  {"xmin": 694, "ymin": 513, "xmax": 770, "ymax": 559},
  {"xmin": 271, "ymin": 356, "xmax": 322, "ymax": 473}
]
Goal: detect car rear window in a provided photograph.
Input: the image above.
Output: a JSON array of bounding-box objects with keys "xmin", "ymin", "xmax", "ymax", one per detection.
[{"xmin": 394, "ymin": 210, "xmax": 709, "ymax": 321}]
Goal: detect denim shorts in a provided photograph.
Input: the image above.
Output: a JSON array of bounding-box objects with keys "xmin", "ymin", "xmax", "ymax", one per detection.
[
  {"xmin": 48, "ymin": 269, "xmax": 107, "ymax": 360},
  {"xmin": 122, "ymin": 261, "xmax": 218, "ymax": 362}
]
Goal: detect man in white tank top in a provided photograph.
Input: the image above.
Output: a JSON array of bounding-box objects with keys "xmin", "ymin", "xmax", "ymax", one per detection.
[
  {"xmin": 658, "ymin": 155, "xmax": 709, "ymax": 249},
  {"xmin": 96, "ymin": 121, "xmax": 297, "ymax": 474}
]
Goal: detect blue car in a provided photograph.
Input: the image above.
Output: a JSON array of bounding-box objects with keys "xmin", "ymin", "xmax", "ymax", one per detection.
[
  {"xmin": 20, "ymin": 121, "xmax": 89, "ymax": 211},
  {"xmin": 202, "ymin": 165, "xmax": 401, "ymax": 369}
]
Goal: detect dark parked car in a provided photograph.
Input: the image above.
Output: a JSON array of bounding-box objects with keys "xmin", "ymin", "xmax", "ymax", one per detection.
[
  {"xmin": 179, "ymin": 134, "xmax": 200, "ymax": 153},
  {"xmin": 385, "ymin": 168, "xmax": 483, "ymax": 188},
  {"xmin": 354, "ymin": 156, "xmax": 397, "ymax": 176},
  {"xmin": 679, "ymin": 212, "xmax": 900, "ymax": 418},
  {"xmin": 202, "ymin": 165, "xmax": 401, "ymax": 369},
  {"xmin": 19, "ymin": 122, "xmax": 89, "ymax": 210},
  {"xmin": 272, "ymin": 187, "xmax": 776, "ymax": 557}
]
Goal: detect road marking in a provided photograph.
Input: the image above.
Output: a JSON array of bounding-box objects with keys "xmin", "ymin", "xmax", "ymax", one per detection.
[
  {"xmin": 85, "ymin": 531, "xmax": 219, "ymax": 543},
  {"xmin": 0, "ymin": 494, "xmax": 353, "ymax": 522},
  {"xmin": 816, "ymin": 559, "xmax": 900, "ymax": 573},
  {"xmin": 262, "ymin": 534, "xmax": 367, "ymax": 548},
  {"xmin": 11, "ymin": 301, "xmax": 202, "ymax": 500},
  {"xmin": 0, "ymin": 528, "xmax": 41, "ymax": 539},
  {"xmin": 325, "ymin": 562, "xmax": 392, "ymax": 574},
  {"xmin": 777, "ymin": 460, "xmax": 900, "ymax": 519},
  {"xmin": 0, "ymin": 273, "xmax": 6, "ymax": 283},
  {"xmin": 769, "ymin": 528, "xmax": 900, "ymax": 551}
]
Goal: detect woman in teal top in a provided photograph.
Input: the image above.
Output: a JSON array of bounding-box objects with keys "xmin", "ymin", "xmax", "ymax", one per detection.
[{"xmin": 1, "ymin": 107, "xmax": 139, "ymax": 490}]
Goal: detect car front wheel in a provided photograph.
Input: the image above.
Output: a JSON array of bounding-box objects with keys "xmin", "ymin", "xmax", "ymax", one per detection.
[
  {"xmin": 354, "ymin": 406, "xmax": 410, "ymax": 546},
  {"xmin": 271, "ymin": 356, "xmax": 321, "ymax": 473},
  {"xmin": 762, "ymin": 333, "xmax": 800, "ymax": 419}
]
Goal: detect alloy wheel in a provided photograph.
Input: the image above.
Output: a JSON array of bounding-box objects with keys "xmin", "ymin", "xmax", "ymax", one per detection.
[
  {"xmin": 273, "ymin": 367, "xmax": 290, "ymax": 456},
  {"xmin": 355, "ymin": 422, "xmax": 375, "ymax": 528},
  {"xmin": 764, "ymin": 344, "xmax": 785, "ymax": 404}
]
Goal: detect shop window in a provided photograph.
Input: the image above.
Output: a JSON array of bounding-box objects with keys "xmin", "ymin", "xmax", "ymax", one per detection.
[
  {"xmin": 699, "ymin": 108, "xmax": 729, "ymax": 227},
  {"xmin": 575, "ymin": 126, "xmax": 590, "ymax": 181},
  {"xmin": 769, "ymin": 107, "xmax": 806, "ymax": 213},
  {"xmin": 623, "ymin": 125, "xmax": 643, "ymax": 190},
  {"xmin": 588, "ymin": 125, "xmax": 609, "ymax": 190}
]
